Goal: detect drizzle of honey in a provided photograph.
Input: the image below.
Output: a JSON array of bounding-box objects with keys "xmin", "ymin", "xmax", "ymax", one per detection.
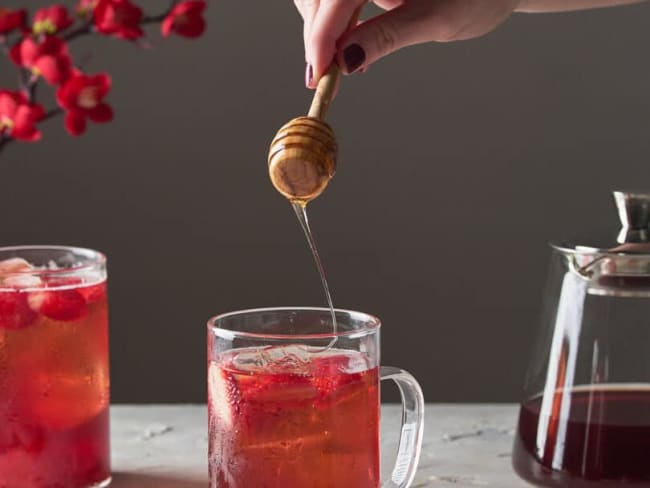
[{"xmin": 291, "ymin": 201, "xmax": 337, "ymax": 348}]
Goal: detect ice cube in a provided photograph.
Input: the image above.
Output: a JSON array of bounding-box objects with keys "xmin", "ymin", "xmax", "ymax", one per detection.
[
  {"xmin": 230, "ymin": 345, "xmax": 313, "ymax": 376},
  {"xmin": 343, "ymin": 350, "xmax": 372, "ymax": 374},
  {"xmin": 0, "ymin": 258, "xmax": 42, "ymax": 289},
  {"xmin": 3, "ymin": 275, "xmax": 42, "ymax": 289},
  {"xmin": 259, "ymin": 345, "xmax": 313, "ymax": 374},
  {"xmin": 0, "ymin": 258, "xmax": 31, "ymax": 275}
]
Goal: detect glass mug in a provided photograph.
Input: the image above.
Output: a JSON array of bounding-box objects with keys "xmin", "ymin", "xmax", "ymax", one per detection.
[
  {"xmin": 0, "ymin": 246, "xmax": 111, "ymax": 488},
  {"xmin": 207, "ymin": 307, "xmax": 424, "ymax": 488}
]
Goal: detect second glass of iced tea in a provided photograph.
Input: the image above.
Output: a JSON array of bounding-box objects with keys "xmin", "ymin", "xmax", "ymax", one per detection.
[
  {"xmin": 207, "ymin": 307, "xmax": 424, "ymax": 488},
  {"xmin": 0, "ymin": 246, "xmax": 110, "ymax": 488}
]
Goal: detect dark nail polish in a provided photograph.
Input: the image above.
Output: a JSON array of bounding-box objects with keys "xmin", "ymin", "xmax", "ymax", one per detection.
[
  {"xmin": 343, "ymin": 44, "xmax": 365, "ymax": 73},
  {"xmin": 305, "ymin": 63, "xmax": 313, "ymax": 87}
]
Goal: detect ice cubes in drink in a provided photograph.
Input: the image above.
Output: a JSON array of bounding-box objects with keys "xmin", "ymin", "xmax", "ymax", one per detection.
[
  {"xmin": 208, "ymin": 346, "xmax": 380, "ymax": 488},
  {"xmin": 0, "ymin": 257, "xmax": 110, "ymax": 488}
]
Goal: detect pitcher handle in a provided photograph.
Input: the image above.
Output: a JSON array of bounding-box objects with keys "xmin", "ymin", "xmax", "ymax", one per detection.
[{"xmin": 380, "ymin": 366, "xmax": 425, "ymax": 488}]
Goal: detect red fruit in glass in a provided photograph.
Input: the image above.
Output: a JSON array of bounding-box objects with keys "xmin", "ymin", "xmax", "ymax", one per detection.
[
  {"xmin": 208, "ymin": 348, "xmax": 380, "ymax": 488},
  {"xmin": 513, "ymin": 385, "xmax": 650, "ymax": 487},
  {"xmin": 0, "ymin": 277, "xmax": 110, "ymax": 488}
]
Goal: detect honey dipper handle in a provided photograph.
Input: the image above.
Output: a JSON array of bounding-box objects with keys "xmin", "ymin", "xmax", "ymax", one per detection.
[
  {"xmin": 307, "ymin": 7, "xmax": 362, "ymax": 120},
  {"xmin": 308, "ymin": 64, "xmax": 340, "ymax": 120}
]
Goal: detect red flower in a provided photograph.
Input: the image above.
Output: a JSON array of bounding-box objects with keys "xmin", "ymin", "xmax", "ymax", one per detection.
[
  {"xmin": 93, "ymin": 0, "xmax": 143, "ymax": 40},
  {"xmin": 0, "ymin": 8, "xmax": 26, "ymax": 34},
  {"xmin": 9, "ymin": 36, "xmax": 73, "ymax": 86},
  {"xmin": 56, "ymin": 72, "xmax": 113, "ymax": 136},
  {"xmin": 162, "ymin": 1, "xmax": 206, "ymax": 39},
  {"xmin": 0, "ymin": 90, "xmax": 45, "ymax": 142},
  {"xmin": 33, "ymin": 5, "xmax": 74, "ymax": 35},
  {"xmin": 75, "ymin": 0, "xmax": 98, "ymax": 19}
]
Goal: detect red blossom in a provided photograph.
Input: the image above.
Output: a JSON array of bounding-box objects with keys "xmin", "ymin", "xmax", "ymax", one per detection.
[
  {"xmin": 0, "ymin": 2, "xmax": 207, "ymax": 151},
  {"xmin": 33, "ymin": 5, "xmax": 74, "ymax": 35},
  {"xmin": 0, "ymin": 8, "xmax": 26, "ymax": 34},
  {"xmin": 93, "ymin": 0, "xmax": 143, "ymax": 40},
  {"xmin": 0, "ymin": 90, "xmax": 45, "ymax": 142},
  {"xmin": 162, "ymin": 1, "xmax": 206, "ymax": 39},
  {"xmin": 75, "ymin": 0, "xmax": 98, "ymax": 19},
  {"xmin": 10, "ymin": 36, "xmax": 73, "ymax": 86},
  {"xmin": 56, "ymin": 72, "xmax": 113, "ymax": 136}
]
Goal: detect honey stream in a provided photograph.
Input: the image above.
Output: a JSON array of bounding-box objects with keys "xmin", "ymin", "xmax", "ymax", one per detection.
[{"xmin": 291, "ymin": 202, "xmax": 337, "ymax": 350}]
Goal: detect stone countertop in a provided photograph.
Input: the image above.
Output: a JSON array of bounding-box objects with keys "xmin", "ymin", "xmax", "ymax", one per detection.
[{"xmin": 111, "ymin": 404, "xmax": 525, "ymax": 487}]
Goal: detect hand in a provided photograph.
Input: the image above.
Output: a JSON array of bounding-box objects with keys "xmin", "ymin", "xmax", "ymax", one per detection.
[
  {"xmin": 295, "ymin": 0, "xmax": 647, "ymax": 88},
  {"xmin": 296, "ymin": 0, "xmax": 521, "ymax": 88}
]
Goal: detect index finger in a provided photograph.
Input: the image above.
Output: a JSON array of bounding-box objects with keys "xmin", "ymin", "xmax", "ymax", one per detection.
[
  {"xmin": 307, "ymin": 0, "xmax": 366, "ymax": 87},
  {"xmin": 295, "ymin": 0, "xmax": 320, "ymax": 59}
]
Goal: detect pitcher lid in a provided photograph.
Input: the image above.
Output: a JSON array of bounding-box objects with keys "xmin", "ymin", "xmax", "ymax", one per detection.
[
  {"xmin": 552, "ymin": 191, "xmax": 650, "ymax": 255},
  {"xmin": 553, "ymin": 191, "xmax": 650, "ymax": 296}
]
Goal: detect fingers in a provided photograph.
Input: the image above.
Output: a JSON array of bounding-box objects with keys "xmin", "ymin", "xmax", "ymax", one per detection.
[
  {"xmin": 516, "ymin": 0, "xmax": 645, "ymax": 12},
  {"xmin": 373, "ymin": 0, "xmax": 404, "ymax": 10},
  {"xmin": 305, "ymin": 0, "xmax": 367, "ymax": 88},
  {"xmin": 298, "ymin": 0, "xmax": 520, "ymax": 87},
  {"xmin": 294, "ymin": 0, "xmax": 319, "ymax": 19},
  {"xmin": 335, "ymin": 0, "xmax": 519, "ymax": 74},
  {"xmin": 295, "ymin": 0, "xmax": 319, "ymax": 86},
  {"xmin": 336, "ymin": 3, "xmax": 441, "ymax": 75},
  {"xmin": 294, "ymin": 0, "xmax": 319, "ymax": 55}
]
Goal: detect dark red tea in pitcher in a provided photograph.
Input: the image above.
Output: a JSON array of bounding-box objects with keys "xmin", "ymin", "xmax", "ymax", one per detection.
[{"xmin": 513, "ymin": 385, "xmax": 650, "ymax": 487}]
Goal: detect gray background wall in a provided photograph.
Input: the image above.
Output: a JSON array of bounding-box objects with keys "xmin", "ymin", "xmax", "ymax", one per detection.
[{"xmin": 1, "ymin": 1, "xmax": 649, "ymax": 403}]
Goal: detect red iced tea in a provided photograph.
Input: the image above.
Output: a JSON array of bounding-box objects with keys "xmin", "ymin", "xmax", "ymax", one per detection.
[
  {"xmin": 513, "ymin": 385, "xmax": 650, "ymax": 487},
  {"xmin": 208, "ymin": 346, "xmax": 379, "ymax": 488},
  {"xmin": 0, "ymin": 260, "xmax": 110, "ymax": 488}
]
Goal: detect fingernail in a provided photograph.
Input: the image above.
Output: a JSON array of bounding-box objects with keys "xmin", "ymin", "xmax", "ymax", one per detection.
[
  {"xmin": 305, "ymin": 63, "xmax": 313, "ymax": 87},
  {"xmin": 342, "ymin": 44, "xmax": 365, "ymax": 73}
]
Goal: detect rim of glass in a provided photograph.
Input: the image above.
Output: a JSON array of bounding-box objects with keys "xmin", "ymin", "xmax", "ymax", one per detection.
[
  {"xmin": 0, "ymin": 245, "xmax": 106, "ymax": 275},
  {"xmin": 208, "ymin": 307, "xmax": 381, "ymax": 341}
]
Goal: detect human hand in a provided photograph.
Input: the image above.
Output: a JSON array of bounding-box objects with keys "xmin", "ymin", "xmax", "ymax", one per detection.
[
  {"xmin": 295, "ymin": 0, "xmax": 521, "ymax": 88},
  {"xmin": 295, "ymin": 0, "xmax": 647, "ymax": 88}
]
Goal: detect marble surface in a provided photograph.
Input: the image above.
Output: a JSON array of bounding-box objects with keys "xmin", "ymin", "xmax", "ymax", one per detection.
[{"xmin": 111, "ymin": 404, "xmax": 526, "ymax": 487}]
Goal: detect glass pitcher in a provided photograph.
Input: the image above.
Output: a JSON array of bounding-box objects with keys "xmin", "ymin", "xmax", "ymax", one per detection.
[{"xmin": 513, "ymin": 191, "xmax": 650, "ymax": 487}]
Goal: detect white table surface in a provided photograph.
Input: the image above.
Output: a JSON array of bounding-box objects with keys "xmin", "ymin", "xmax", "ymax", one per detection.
[{"xmin": 110, "ymin": 404, "xmax": 525, "ymax": 487}]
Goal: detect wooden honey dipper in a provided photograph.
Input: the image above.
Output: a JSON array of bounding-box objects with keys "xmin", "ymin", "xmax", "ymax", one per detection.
[
  {"xmin": 268, "ymin": 66, "xmax": 340, "ymax": 204},
  {"xmin": 268, "ymin": 10, "xmax": 361, "ymax": 205}
]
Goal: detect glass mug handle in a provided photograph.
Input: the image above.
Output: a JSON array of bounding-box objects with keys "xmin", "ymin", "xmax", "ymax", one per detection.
[{"xmin": 380, "ymin": 366, "xmax": 425, "ymax": 488}]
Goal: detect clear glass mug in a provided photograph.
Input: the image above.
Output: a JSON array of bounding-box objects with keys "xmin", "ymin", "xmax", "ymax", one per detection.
[
  {"xmin": 207, "ymin": 307, "xmax": 424, "ymax": 488},
  {"xmin": 0, "ymin": 246, "xmax": 111, "ymax": 488}
]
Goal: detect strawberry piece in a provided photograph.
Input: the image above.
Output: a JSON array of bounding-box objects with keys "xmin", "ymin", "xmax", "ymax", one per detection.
[
  {"xmin": 13, "ymin": 422, "xmax": 45, "ymax": 453},
  {"xmin": 0, "ymin": 290, "xmax": 38, "ymax": 329},
  {"xmin": 247, "ymin": 373, "xmax": 317, "ymax": 405},
  {"xmin": 28, "ymin": 289, "xmax": 88, "ymax": 321},
  {"xmin": 310, "ymin": 354, "xmax": 366, "ymax": 401},
  {"xmin": 208, "ymin": 363, "xmax": 239, "ymax": 428},
  {"xmin": 78, "ymin": 282, "xmax": 106, "ymax": 304},
  {"xmin": 0, "ymin": 407, "xmax": 16, "ymax": 454},
  {"xmin": 0, "ymin": 405, "xmax": 44, "ymax": 454}
]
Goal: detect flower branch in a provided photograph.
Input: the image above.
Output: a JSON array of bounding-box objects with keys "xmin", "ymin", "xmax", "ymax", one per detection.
[
  {"xmin": 61, "ymin": 21, "xmax": 92, "ymax": 42},
  {"xmin": 0, "ymin": 0, "xmax": 207, "ymax": 157},
  {"xmin": 142, "ymin": 0, "xmax": 181, "ymax": 24}
]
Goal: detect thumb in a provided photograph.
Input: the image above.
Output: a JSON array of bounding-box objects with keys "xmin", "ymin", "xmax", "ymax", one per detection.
[{"xmin": 336, "ymin": 4, "xmax": 451, "ymax": 74}]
